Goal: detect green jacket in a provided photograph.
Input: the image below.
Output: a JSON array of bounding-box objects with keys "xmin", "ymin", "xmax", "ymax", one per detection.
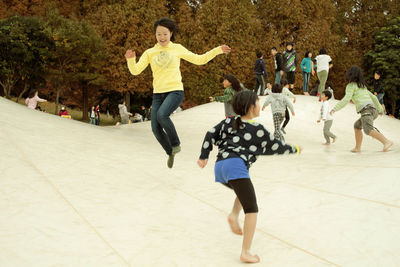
[
  {"xmin": 214, "ymin": 86, "xmax": 236, "ymax": 117},
  {"xmin": 333, "ymin": 83, "xmax": 383, "ymax": 113}
]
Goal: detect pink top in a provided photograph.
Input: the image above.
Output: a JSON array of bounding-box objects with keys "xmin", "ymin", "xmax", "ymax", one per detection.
[{"xmin": 25, "ymin": 95, "xmax": 46, "ymax": 109}]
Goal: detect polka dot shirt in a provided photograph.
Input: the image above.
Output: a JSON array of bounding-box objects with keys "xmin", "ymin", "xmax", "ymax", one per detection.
[{"xmin": 200, "ymin": 117, "xmax": 298, "ymax": 168}]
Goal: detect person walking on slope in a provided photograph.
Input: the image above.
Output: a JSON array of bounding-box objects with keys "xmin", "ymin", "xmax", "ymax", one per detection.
[
  {"xmin": 253, "ymin": 52, "xmax": 268, "ymax": 96},
  {"xmin": 125, "ymin": 17, "xmax": 231, "ymax": 168},
  {"xmin": 331, "ymin": 66, "xmax": 392, "ymax": 153},
  {"xmin": 262, "ymin": 83, "xmax": 295, "ymax": 142}
]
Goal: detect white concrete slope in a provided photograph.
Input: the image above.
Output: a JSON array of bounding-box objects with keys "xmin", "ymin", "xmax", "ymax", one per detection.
[{"xmin": 0, "ymin": 95, "xmax": 399, "ymax": 267}]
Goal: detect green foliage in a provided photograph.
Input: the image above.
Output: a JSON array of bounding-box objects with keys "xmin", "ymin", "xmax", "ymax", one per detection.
[
  {"xmin": 363, "ymin": 16, "xmax": 400, "ymax": 108},
  {"xmin": 43, "ymin": 7, "xmax": 106, "ymax": 114},
  {"xmin": 0, "ymin": 15, "xmax": 54, "ymax": 98}
]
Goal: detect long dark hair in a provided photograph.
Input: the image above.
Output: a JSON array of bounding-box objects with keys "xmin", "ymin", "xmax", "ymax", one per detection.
[
  {"xmin": 154, "ymin": 18, "xmax": 179, "ymax": 41},
  {"xmin": 346, "ymin": 66, "xmax": 368, "ymax": 89},
  {"xmin": 28, "ymin": 89, "xmax": 37, "ymax": 99},
  {"xmin": 224, "ymin": 74, "xmax": 241, "ymax": 92},
  {"xmin": 232, "ymin": 90, "xmax": 259, "ymax": 131},
  {"xmin": 304, "ymin": 50, "xmax": 311, "ymax": 58}
]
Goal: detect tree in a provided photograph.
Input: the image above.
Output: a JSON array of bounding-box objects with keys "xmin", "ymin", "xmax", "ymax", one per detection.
[
  {"xmin": 363, "ymin": 16, "xmax": 400, "ymax": 116},
  {"xmin": 0, "ymin": 15, "xmax": 53, "ymax": 99},
  {"xmin": 43, "ymin": 7, "xmax": 106, "ymax": 117},
  {"xmin": 81, "ymin": 0, "xmax": 168, "ymax": 106},
  {"xmin": 176, "ymin": 0, "xmax": 262, "ymax": 104}
]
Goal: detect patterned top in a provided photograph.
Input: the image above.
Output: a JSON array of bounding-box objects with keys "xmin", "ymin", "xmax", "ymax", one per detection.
[
  {"xmin": 283, "ymin": 49, "xmax": 297, "ymax": 72},
  {"xmin": 200, "ymin": 117, "xmax": 299, "ymax": 168}
]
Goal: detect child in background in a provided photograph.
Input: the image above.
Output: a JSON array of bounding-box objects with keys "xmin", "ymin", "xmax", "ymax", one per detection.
[
  {"xmin": 300, "ymin": 50, "xmax": 315, "ymax": 95},
  {"xmin": 89, "ymin": 106, "xmax": 96, "ymax": 125},
  {"xmin": 262, "ymin": 84, "xmax": 295, "ymax": 142},
  {"xmin": 331, "ymin": 66, "xmax": 392, "ymax": 152},
  {"xmin": 317, "ymin": 90, "xmax": 337, "ymax": 145},
  {"xmin": 209, "ymin": 74, "xmax": 243, "ymax": 118},
  {"xmin": 280, "ymin": 79, "xmax": 296, "ymax": 134},
  {"xmin": 198, "ymin": 90, "xmax": 301, "ymax": 263},
  {"xmin": 25, "ymin": 89, "xmax": 47, "ymax": 110},
  {"xmin": 372, "ymin": 71, "xmax": 385, "ymax": 113}
]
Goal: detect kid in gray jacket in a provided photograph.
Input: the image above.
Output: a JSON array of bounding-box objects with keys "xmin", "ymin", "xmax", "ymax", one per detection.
[{"xmin": 262, "ymin": 84, "xmax": 295, "ymax": 142}]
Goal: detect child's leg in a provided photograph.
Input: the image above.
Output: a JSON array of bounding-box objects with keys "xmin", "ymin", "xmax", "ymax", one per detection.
[
  {"xmin": 369, "ymin": 130, "xmax": 393, "ymax": 152},
  {"xmin": 228, "ymin": 179, "xmax": 260, "ymax": 263},
  {"xmin": 351, "ymin": 128, "xmax": 363, "ymax": 153},
  {"xmin": 228, "ymin": 197, "xmax": 243, "ymax": 235},
  {"xmin": 273, "ymin": 113, "xmax": 282, "ymax": 140},
  {"xmin": 282, "ymin": 108, "xmax": 290, "ymax": 130},
  {"xmin": 323, "ymin": 120, "xmax": 336, "ymax": 144},
  {"xmin": 359, "ymin": 106, "xmax": 393, "ymax": 152}
]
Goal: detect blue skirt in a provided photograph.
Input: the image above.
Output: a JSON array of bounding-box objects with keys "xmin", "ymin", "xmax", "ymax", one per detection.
[{"xmin": 214, "ymin": 158, "xmax": 250, "ymax": 184}]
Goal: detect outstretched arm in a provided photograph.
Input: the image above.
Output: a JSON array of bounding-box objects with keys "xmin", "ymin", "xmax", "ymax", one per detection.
[
  {"xmin": 180, "ymin": 44, "xmax": 230, "ymax": 65},
  {"xmin": 333, "ymin": 84, "xmax": 355, "ymax": 112},
  {"xmin": 368, "ymin": 91, "xmax": 384, "ymax": 113},
  {"xmin": 258, "ymin": 126, "xmax": 300, "ymax": 155},
  {"xmin": 125, "ymin": 49, "xmax": 150, "ymax": 75}
]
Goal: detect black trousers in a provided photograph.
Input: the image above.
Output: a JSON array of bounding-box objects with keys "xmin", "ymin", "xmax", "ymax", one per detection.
[
  {"xmin": 282, "ymin": 108, "xmax": 290, "ymax": 129},
  {"xmin": 254, "ymin": 74, "xmax": 265, "ymax": 96},
  {"xmin": 224, "ymin": 178, "xmax": 258, "ymax": 213}
]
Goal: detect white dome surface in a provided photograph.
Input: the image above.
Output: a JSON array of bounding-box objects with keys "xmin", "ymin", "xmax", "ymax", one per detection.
[{"xmin": 0, "ymin": 95, "xmax": 399, "ymax": 266}]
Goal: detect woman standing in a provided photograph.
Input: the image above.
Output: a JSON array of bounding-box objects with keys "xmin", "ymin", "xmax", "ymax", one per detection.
[
  {"xmin": 300, "ymin": 50, "xmax": 314, "ymax": 95},
  {"xmin": 125, "ymin": 18, "xmax": 231, "ymax": 168},
  {"xmin": 315, "ymin": 48, "xmax": 332, "ymax": 101}
]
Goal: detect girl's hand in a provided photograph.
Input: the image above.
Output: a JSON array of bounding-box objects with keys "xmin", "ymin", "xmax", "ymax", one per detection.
[
  {"xmin": 292, "ymin": 112, "xmax": 295, "ymax": 116},
  {"xmin": 293, "ymin": 98, "xmax": 296, "ymax": 104},
  {"xmin": 317, "ymin": 120, "xmax": 320, "ymax": 123},
  {"xmin": 262, "ymin": 106, "xmax": 265, "ymax": 111},
  {"xmin": 197, "ymin": 159, "xmax": 208, "ymax": 168},
  {"xmin": 330, "ymin": 110, "xmax": 335, "ymax": 115},
  {"xmin": 221, "ymin": 45, "xmax": 231, "ymax": 54},
  {"xmin": 125, "ymin": 49, "xmax": 136, "ymax": 59},
  {"xmin": 209, "ymin": 97, "xmax": 214, "ymax": 102}
]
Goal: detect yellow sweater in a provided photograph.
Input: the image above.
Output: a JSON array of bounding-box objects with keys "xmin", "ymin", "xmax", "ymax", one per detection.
[{"xmin": 127, "ymin": 42, "xmax": 223, "ymax": 94}]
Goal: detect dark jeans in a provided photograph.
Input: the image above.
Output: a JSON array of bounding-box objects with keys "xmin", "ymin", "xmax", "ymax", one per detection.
[
  {"xmin": 302, "ymin": 71, "xmax": 311, "ymax": 92},
  {"xmin": 151, "ymin": 90, "xmax": 184, "ymax": 155},
  {"xmin": 254, "ymin": 74, "xmax": 265, "ymax": 95}
]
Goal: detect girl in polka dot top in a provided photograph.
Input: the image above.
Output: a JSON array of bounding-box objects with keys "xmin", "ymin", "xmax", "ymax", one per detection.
[{"xmin": 197, "ymin": 90, "xmax": 301, "ymax": 263}]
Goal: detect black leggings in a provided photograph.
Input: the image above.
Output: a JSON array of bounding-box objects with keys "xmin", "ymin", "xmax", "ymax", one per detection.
[
  {"xmin": 224, "ymin": 179, "xmax": 258, "ymax": 213},
  {"xmin": 282, "ymin": 107, "xmax": 290, "ymax": 129}
]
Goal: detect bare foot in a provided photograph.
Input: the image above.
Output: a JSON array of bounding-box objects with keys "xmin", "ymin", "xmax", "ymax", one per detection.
[
  {"xmin": 322, "ymin": 142, "xmax": 330, "ymax": 146},
  {"xmin": 350, "ymin": 148, "xmax": 361, "ymax": 153},
  {"xmin": 228, "ymin": 215, "xmax": 243, "ymax": 235},
  {"xmin": 383, "ymin": 141, "xmax": 393, "ymax": 152},
  {"xmin": 240, "ymin": 251, "xmax": 260, "ymax": 263},
  {"xmin": 332, "ymin": 136, "xmax": 338, "ymax": 143}
]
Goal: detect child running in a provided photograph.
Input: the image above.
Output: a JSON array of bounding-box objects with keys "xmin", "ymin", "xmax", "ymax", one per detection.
[
  {"xmin": 209, "ymin": 74, "xmax": 242, "ymax": 118},
  {"xmin": 331, "ymin": 66, "xmax": 393, "ymax": 152},
  {"xmin": 262, "ymin": 84, "xmax": 295, "ymax": 142},
  {"xmin": 280, "ymin": 79, "xmax": 296, "ymax": 134},
  {"xmin": 317, "ymin": 90, "xmax": 337, "ymax": 145},
  {"xmin": 125, "ymin": 17, "xmax": 231, "ymax": 168},
  {"xmin": 198, "ymin": 90, "xmax": 300, "ymax": 263}
]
